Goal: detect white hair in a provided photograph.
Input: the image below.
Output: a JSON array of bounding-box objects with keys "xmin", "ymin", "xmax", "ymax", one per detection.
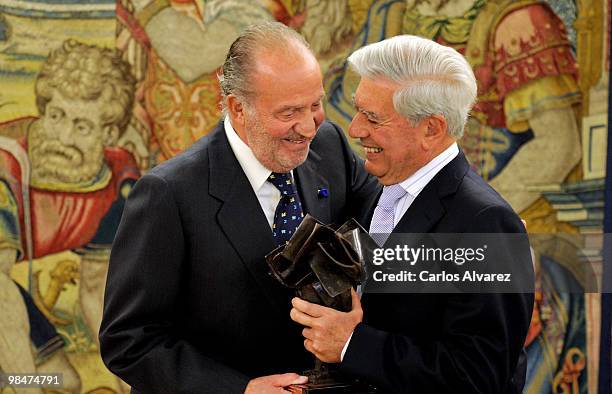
[{"xmin": 347, "ymin": 35, "xmax": 477, "ymax": 138}]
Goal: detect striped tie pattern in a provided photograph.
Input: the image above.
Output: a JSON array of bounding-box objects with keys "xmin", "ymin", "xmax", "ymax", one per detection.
[
  {"xmin": 369, "ymin": 184, "xmax": 407, "ymax": 246},
  {"xmin": 268, "ymin": 172, "xmax": 305, "ymax": 246}
]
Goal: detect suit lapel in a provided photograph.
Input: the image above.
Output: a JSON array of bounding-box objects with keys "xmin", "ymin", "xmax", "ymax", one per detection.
[
  {"xmin": 393, "ymin": 186, "xmax": 445, "ymax": 233},
  {"xmin": 207, "ymin": 123, "xmax": 289, "ymax": 312},
  {"xmin": 294, "ymin": 148, "xmax": 331, "ymax": 224},
  {"xmin": 362, "ymin": 188, "xmax": 382, "ymax": 231},
  {"xmin": 392, "ymin": 150, "xmax": 471, "ymax": 234}
]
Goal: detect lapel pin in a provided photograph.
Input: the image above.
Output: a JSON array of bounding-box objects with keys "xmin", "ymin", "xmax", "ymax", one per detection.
[{"xmin": 317, "ymin": 188, "xmax": 329, "ymax": 198}]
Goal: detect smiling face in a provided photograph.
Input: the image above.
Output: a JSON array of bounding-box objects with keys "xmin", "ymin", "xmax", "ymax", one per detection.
[
  {"xmin": 348, "ymin": 77, "xmax": 433, "ymax": 185},
  {"xmin": 229, "ymin": 42, "xmax": 325, "ymax": 173},
  {"xmin": 30, "ymin": 90, "xmax": 117, "ymax": 184}
]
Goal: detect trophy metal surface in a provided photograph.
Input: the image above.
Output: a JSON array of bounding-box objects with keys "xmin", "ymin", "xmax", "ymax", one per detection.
[{"xmin": 266, "ymin": 215, "xmax": 377, "ymax": 393}]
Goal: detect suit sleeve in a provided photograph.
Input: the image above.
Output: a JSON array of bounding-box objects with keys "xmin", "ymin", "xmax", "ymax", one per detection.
[
  {"xmin": 99, "ymin": 173, "xmax": 250, "ymax": 393},
  {"xmin": 341, "ymin": 205, "xmax": 534, "ymax": 393}
]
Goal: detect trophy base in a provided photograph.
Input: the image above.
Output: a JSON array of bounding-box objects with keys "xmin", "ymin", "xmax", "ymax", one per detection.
[
  {"xmin": 288, "ymin": 381, "xmax": 361, "ymax": 393},
  {"xmin": 288, "ymin": 368, "xmax": 375, "ymax": 393}
]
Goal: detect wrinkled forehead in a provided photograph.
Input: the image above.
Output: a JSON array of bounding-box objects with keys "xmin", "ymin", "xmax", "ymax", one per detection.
[
  {"xmin": 251, "ymin": 42, "xmax": 320, "ymax": 83},
  {"xmin": 353, "ymin": 77, "xmax": 400, "ymax": 111},
  {"xmin": 248, "ymin": 47, "xmax": 324, "ymax": 106}
]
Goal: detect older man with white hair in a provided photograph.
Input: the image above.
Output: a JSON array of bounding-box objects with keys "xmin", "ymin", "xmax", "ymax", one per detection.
[{"xmin": 290, "ymin": 35, "xmax": 534, "ymax": 393}]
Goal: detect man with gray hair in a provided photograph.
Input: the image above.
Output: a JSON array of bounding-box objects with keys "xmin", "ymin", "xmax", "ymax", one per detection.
[
  {"xmin": 290, "ymin": 35, "xmax": 534, "ymax": 393},
  {"xmin": 99, "ymin": 22, "xmax": 379, "ymax": 393}
]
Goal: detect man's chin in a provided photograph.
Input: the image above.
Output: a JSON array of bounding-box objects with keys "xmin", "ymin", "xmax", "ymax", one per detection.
[
  {"xmin": 32, "ymin": 172, "xmax": 75, "ymax": 184},
  {"xmin": 273, "ymin": 150, "xmax": 309, "ymax": 172},
  {"xmin": 273, "ymin": 161, "xmax": 305, "ymax": 173},
  {"xmin": 364, "ymin": 161, "xmax": 379, "ymax": 176},
  {"xmin": 32, "ymin": 162, "xmax": 102, "ymax": 185},
  {"xmin": 365, "ymin": 163, "xmax": 393, "ymax": 184}
]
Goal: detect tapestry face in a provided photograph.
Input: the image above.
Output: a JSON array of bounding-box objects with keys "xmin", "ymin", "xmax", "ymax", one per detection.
[{"xmin": 0, "ymin": 1, "xmax": 608, "ymax": 393}]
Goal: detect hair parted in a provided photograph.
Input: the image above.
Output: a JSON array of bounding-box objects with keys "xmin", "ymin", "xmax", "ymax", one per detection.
[
  {"xmin": 218, "ymin": 21, "xmax": 311, "ymax": 113},
  {"xmin": 347, "ymin": 35, "xmax": 477, "ymax": 138},
  {"xmin": 35, "ymin": 39, "xmax": 136, "ymax": 133}
]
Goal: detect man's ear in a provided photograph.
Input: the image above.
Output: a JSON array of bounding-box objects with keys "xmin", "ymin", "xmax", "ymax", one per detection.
[
  {"xmin": 422, "ymin": 115, "xmax": 448, "ymax": 147},
  {"xmin": 425, "ymin": 115, "xmax": 446, "ymax": 137},
  {"xmin": 103, "ymin": 125, "xmax": 120, "ymax": 146},
  {"xmin": 227, "ymin": 95, "xmax": 246, "ymax": 128}
]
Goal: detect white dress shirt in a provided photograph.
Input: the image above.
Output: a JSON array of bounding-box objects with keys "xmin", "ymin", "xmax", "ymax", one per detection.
[
  {"xmin": 341, "ymin": 142, "xmax": 460, "ymax": 361},
  {"xmin": 224, "ymin": 116, "xmax": 282, "ymax": 229},
  {"xmin": 387, "ymin": 142, "xmax": 459, "ymax": 228}
]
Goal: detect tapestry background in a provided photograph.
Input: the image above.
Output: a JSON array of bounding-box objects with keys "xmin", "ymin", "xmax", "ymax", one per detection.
[{"xmin": 0, "ymin": 0, "xmax": 609, "ymax": 393}]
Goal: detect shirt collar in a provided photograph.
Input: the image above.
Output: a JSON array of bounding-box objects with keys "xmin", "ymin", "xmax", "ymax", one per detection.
[
  {"xmin": 224, "ymin": 116, "xmax": 272, "ymax": 192},
  {"xmin": 399, "ymin": 142, "xmax": 459, "ymax": 197}
]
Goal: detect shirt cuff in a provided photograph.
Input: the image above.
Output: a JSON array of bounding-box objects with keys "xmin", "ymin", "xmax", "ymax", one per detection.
[{"xmin": 340, "ymin": 332, "xmax": 354, "ymax": 362}]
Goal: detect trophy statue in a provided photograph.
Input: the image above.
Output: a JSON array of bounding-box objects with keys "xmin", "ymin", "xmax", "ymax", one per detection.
[{"xmin": 266, "ymin": 215, "xmax": 377, "ymax": 393}]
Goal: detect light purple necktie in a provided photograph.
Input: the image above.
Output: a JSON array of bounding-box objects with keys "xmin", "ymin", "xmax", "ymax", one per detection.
[{"xmin": 369, "ymin": 184, "xmax": 407, "ymax": 246}]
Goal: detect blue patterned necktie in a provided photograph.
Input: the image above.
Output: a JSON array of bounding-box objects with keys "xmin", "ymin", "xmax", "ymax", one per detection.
[{"xmin": 268, "ymin": 172, "xmax": 305, "ymax": 246}]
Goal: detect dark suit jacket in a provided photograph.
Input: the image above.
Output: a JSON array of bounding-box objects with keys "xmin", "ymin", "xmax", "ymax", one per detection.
[
  {"xmin": 99, "ymin": 120, "xmax": 379, "ymax": 393},
  {"xmin": 341, "ymin": 151, "xmax": 534, "ymax": 393}
]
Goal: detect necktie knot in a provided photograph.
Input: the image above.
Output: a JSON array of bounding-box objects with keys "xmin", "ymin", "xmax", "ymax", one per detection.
[
  {"xmin": 377, "ymin": 184, "xmax": 407, "ymax": 209},
  {"xmin": 370, "ymin": 184, "xmax": 406, "ymax": 245},
  {"xmin": 268, "ymin": 172, "xmax": 297, "ymax": 197}
]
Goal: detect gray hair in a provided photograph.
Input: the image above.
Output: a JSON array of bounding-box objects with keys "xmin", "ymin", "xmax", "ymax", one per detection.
[
  {"xmin": 218, "ymin": 21, "xmax": 311, "ymax": 113},
  {"xmin": 347, "ymin": 35, "xmax": 477, "ymax": 138}
]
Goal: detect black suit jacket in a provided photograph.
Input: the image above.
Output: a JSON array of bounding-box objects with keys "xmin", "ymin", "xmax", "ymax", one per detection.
[
  {"xmin": 341, "ymin": 151, "xmax": 534, "ymax": 393},
  {"xmin": 99, "ymin": 121, "xmax": 379, "ymax": 393}
]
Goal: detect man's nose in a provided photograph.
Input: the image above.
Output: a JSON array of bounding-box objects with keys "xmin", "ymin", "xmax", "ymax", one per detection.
[
  {"xmin": 58, "ymin": 123, "xmax": 74, "ymax": 145},
  {"xmin": 294, "ymin": 113, "xmax": 318, "ymax": 139},
  {"xmin": 348, "ymin": 113, "xmax": 368, "ymax": 139}
]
